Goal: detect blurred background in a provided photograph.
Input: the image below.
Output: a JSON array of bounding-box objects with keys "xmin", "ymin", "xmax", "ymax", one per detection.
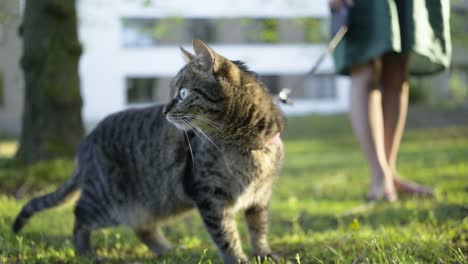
[
  {"xmin": 0, "ymin": 1, "xmax": 467, "ymax": 262},
  {"xmin": 0, "ymin": 0, "xmax": 466, "ymax": 136}
]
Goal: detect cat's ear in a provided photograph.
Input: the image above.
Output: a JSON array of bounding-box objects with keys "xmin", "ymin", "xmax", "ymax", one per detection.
[
  {"xmin": 193, "ymin": 38, "xmax": 241, "ymax": 84},
  {"xmin": 192, "ymin": 38, "xmax": 219, "ymax": 71},
  {"xmin": 180, "ymin": 46, "xmax": 195, "ymax": 63}
]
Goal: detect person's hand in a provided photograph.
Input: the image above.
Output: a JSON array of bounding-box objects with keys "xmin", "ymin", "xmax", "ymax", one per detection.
[{"xmin": 329, "ymin": 0, "xmax": 353, "ymax": 11}]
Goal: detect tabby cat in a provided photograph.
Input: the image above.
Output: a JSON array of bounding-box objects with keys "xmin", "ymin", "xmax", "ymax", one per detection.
[{"xmin": 12, "ymin": 39, "xmax": 285, "ymax": 264}]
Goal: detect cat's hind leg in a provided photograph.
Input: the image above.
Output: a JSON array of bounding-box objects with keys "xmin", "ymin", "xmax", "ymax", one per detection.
[
  {"xmin": 73, "ymin": 190, "xmax": 117, "ymax": 258},
  {"xmin": 73, "ymin": 222, "xmax": 92, "ymax": 257},
  {"xmin": 135, "ymin": 227, "xmax": 172, "ymax": 255},
  {"xmin": 73, "ymin": 203, "xmax": 95, "ymax": 257}
]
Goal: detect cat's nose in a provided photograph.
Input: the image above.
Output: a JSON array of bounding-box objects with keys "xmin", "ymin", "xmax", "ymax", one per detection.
[
  {"xmin": 163, "ymin": 100, "xmax": 177, "ymax": 116},
  {"xmin": 162, "ymin": 106, "xmax": 169, "ymax": 116}
]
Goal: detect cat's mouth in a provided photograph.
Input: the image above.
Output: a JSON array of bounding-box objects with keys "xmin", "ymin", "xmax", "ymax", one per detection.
[
  {"xmin": 166, "ymin": 112, "xmax": 194, "ymax": 130},
  {"xmin": 166, "ymin": 112, "xmax": 224, "ymax": 142}
]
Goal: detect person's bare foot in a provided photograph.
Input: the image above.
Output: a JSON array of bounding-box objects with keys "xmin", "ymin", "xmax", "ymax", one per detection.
[
  {"xmin": 367, "ymin": 172, "xmax": 398, "ymax": 202},
  {"xmin": 393, "ymin": 176, "xmax": 434, "ymax": 196}
]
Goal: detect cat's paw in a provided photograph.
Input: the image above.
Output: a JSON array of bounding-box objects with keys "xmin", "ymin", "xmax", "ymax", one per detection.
[
  {"xmin": 222, "ymin": 254, "xmax": 249, "ymax": 264},
  {"xmin": 251, "ymin": 252, "xmax": 282, "ymax": 263}
]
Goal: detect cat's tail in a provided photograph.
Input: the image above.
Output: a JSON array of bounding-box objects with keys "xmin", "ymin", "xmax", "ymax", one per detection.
[{"xmin": 12, "ymin": 165, "xmax": 82, "ymax": 233}]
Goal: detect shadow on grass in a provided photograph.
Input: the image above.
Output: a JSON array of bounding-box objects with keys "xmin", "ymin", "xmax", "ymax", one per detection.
[
  {"xmin": 348, "ymin": 202, "xmax": 468, "ymax": 227},
  {"xmin": 289, "ymin": 202, "xmax": 468, "ymax": 233},
  {"xmin": 272, "ymin": 232, "xmax": 466, "ymax": 264},
  {"xmin": 282, "ymin": 114, "xmax": 352, "ymax": 142}
]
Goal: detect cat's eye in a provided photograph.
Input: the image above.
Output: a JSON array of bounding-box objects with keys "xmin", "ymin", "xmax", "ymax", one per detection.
[{"xmin": 179, "ymin": 88, "xmax": 189, "ymax": 100}]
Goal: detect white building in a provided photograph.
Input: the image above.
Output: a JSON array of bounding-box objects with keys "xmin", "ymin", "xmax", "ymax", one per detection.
[{"xmin": 0, "ymin": 0, "xmax": 350, "ymax": 135}]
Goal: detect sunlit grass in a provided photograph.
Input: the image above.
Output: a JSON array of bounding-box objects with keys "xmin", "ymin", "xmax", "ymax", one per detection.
[{"xmin": 0, "ymin": 141, "xmax": 17, "ymax": 158}]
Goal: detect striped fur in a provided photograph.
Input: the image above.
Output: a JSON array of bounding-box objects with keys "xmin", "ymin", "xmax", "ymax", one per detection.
[{"xmin": 12, "ymin": 39, "xmax": 285, "ymax": 264}]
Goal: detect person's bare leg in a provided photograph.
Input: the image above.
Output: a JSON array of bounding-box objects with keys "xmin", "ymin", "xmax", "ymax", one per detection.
[
  {"xmin": 381, "ymin": 53, "xmax": 433, "ymax": 196},
  {"xmin": 350, "ymin": 60, "xmax": 397, "ymax": 201}
]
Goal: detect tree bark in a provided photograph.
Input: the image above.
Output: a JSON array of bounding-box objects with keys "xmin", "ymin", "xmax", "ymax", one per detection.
[{"xmin": 16, "ymin": 0, "xmax": 84, "ymax": 164}]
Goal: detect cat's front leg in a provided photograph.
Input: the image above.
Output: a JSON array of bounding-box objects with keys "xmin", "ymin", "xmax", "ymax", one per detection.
[
  {"xmin": 197, "ymin": 202, "xmax": 248, "ymax": 264},
  {"xmin": 245, "ymin": 204, "xmax": 277, "ymax": 260}
]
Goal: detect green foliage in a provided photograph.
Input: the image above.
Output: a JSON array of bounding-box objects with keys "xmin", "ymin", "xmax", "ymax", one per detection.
[
  {"xmin": 451, "ymin": 6, "xmax": 468, "ymax": 48},
  {"xmin": 408, "ymin": 78, "xmax": 428, "ymax": 105},
  {"xmin": 260, "ymin": 19, "xmax": 279, "ymax": 43},
  {"xmin": 0, "ymin": 115, "xmax": 467, "ymax": 263},
  {"xmin": 450, "ymin": 69, "xmax": 468, "ymax": 105},
  {"xmin": 298, "ymin": 18, "xmax": 326, "ymax": 43},
  {"xmin": 0, "ymin": 158, "xmax": 73, "ymax": 197},
  {"xmin": 153, "ymin": 17, "xmax": 184, "ymax": 43}
]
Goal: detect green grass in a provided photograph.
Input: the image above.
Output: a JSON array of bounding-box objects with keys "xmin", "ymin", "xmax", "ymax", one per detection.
[{"xmin": 0, "ymin": 114, "xmax": 467, "ymax": 263}]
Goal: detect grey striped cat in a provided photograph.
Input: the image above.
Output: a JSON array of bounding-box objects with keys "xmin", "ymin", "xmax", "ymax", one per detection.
[{"xmin": 12, "ymin": 39, "xmax": 285, "ymax": 264}]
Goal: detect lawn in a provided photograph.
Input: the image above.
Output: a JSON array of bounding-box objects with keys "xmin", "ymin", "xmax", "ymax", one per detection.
[{"xmin": 0, "ymin": 112, "xmax": 467, "ymax": 263}]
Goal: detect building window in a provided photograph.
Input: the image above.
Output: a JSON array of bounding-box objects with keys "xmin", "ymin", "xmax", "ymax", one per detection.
[
  {"xmin": 126, "ymin": 77, "xmax": 157, "ymax": 103},
  {"xmin": 243, "ymin": 19, "xmax": 280, "ymax": 44},
  {"xmin": 260, "ymin": 19, "xmax": 279, "ymax": 43},
  {"xmin": 303, "ymin": 74, "xmax": 336, "ymax": 99},
  {"xmin": 260, "ymin": 75, "xmax": 281, "ymax": 94},
  {"xmin": 122, "ymin": 18, "xmax": 216, "ymax": 47},
  {"xmin": 301, "ymin": 18, "xmax": 326, "ymax": 43},
  {"xmin": 184, "ymin": 19, "xmax": 216, "ymax": 43},
  {"xmin": 126, "ymin": 77, "xmax": 175, "ymax": 104},
  {"xmin": 121, "ymin": 17, "xmax": 325, "ymax": 46},
  {"xmin": 122, "ymin": 19, "xmax": 158, "ymax": 47}
]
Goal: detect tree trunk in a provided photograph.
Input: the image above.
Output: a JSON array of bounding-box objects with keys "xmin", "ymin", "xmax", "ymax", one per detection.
[{"xmin": 16, "ymin": 0, "xmax": 84, "ymax": 164}]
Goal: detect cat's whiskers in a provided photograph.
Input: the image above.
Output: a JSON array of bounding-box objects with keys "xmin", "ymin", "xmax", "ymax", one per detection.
[
  {"xmin": 182, "ymin": 119, "xmax": 221, "ymax": 152},
  {"xmin": 170, "ymin": 116, "xmax": 196, "ymax": 164},
  {"xmin": 167, "ymin": 114, "xmax": 188, "ymax": 130},
  {"xmin": 182, "ymin": 127, "xmax": 195, "ymax": 166},
  {"xmin": 185, "ymin": 114, "xmax": 223, "ymax": 131},
  {"xmin": 183, "ymin": 121, "xmax": 203, "ymax": 139},
  {"xmin": 195, "ymin": 127, "xmax": 221, "ymax": 152}
]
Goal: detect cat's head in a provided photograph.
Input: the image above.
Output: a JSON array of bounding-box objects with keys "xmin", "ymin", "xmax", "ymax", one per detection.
[{"xmin": 163, "ymin": 39, "xmax": 284, "ymax": 148}]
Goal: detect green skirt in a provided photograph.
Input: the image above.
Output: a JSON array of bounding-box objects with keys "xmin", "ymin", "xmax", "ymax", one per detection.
[{"xmin": 333, "ymin": 0, "xmax": 452, "ymax": 76}]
